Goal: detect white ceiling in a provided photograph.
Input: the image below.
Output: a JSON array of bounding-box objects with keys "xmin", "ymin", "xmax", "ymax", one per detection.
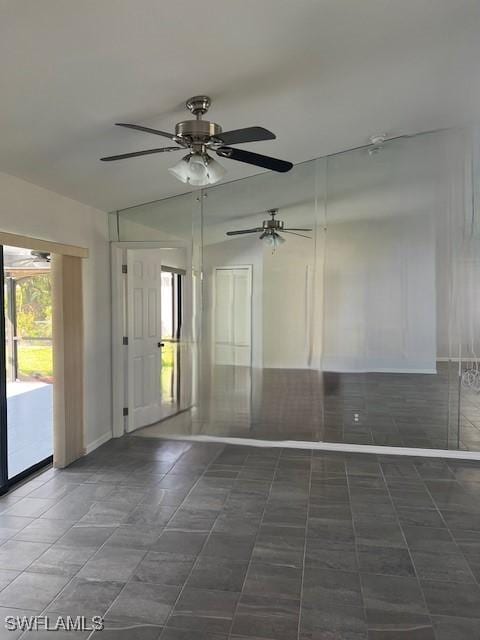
[{"xmin": 1, "ymin": 0, "xmax": 479, "ymax": 212}]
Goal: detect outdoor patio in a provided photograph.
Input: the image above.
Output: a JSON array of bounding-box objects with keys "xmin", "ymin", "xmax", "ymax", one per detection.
[{"xmin": 7, "ymin": 381, "xmax": 53, "ymax": 477}]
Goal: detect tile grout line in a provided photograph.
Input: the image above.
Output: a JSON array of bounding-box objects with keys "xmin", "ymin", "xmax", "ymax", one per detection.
[
  {"xmin": 419, "ymin": 463, "xmax": 479, "ymax": 587},
  {"xmin": 0, "ymin": 493, "xmax": 94, "ymax": 638},
  {"xmin": 345, "ymin": 459, "xmax": 368, "ymax": 634},
  {"xmin": 19, "ymin": 443, "xmax": 196, "ymax": 638},
  {"xmin": 296, "ymin": 448, "xmax": 313, "ymax": 640},
  {"xmin": 226, "ymin": 447, "xmax": 283, "ymax": 640},
  {"xmin": 31, "ymin": 481, "xmax": 168, "ymax": 638},
  {"xmin": 379, "ymin": 460, "xmax": 435, "ymax": 633},
  {"xmin": 98, "ymin": 442, "xmax": 229, "ymax": 637},
  {"xmin": 156, "ymin": 449, "xmax": 238, "ymax": 633}
]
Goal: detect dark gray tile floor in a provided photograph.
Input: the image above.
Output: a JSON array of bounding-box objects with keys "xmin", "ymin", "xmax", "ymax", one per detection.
[
  {"xmin": 156, "ymin": 363, "xmax": 480, "ymax": 451},
  {"xmin": 0, "ymin": 437, "xmax": 480, "ymax": 638}
]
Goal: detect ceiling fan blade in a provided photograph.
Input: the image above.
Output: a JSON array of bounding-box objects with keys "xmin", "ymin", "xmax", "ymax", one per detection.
[
  {"xmin": 282, "ymin": 230, "xmax": 312, "ymax": 239},
  {"xmin": 215, "ymin": 127, "xmax": 276, "ymax": 145},
  {"xmin": 285, "ymin": 228, "xmax": 313, "ymax": 232},
  {"xmin": 116, "ymin": 123, "xmax": 176, "ymax": 140},
  {"xmin": 101, "ymin": 147, "xmax": 182, "ymax": 161},
  {"xmin": 226, "ymin": 228, "xmax": 262, "ymax": 236},
  {"xmin": 217, "ymin": 147, "xmax": 292, "ymax": 173}
]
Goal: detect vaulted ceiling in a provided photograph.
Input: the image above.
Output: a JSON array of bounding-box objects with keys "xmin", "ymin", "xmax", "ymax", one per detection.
[{"xmin": 0, "ymin": 0, "xmax": 479, "ymax": 212}]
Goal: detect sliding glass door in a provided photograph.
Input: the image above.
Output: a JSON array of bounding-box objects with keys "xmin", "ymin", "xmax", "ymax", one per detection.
[{"xmin": 0, "ymin": 245, "xmax": 53, "ymax": 489}]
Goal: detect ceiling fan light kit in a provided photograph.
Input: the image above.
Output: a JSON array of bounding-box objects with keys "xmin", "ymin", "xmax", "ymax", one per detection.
[
  {"xmin": 101, "ymin": 95, "xmax": 293, "ymax": 186},
  {"xmin": 262, "ymin": 231, "xmax": 286, "ymax": 251},
  {"xmin": 226, "ymin": 209, "xmax": 313, "ymax": 252},
  {"xmin": 168, "ymin": 152, "xmax": 226, "ymax": 186}
]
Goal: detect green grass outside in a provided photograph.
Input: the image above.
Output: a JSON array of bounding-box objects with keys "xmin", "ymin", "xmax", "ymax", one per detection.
[
  {"xmin": 17, "ymin": 341, "xmax": 174, "ymax": 384},
  {"xmin": 17, "ymin": 344, "xmax": 53, "ymax": 378},
  {"xmin": 161, "ymin": 342, "xmax": 175, "ymax": 401},
  {"xmin": 161, "ymin": 342, "xmax": 175, "ymax": 368}
]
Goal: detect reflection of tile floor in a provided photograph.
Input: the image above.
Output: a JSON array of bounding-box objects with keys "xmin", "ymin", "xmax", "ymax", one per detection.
[
  {"xmin": 1, "ymin": 437, "xmax": 480, "ymax": 638},
  {"xmin": 7, "ymin": 382, "xmax": 53, "ymax": 477},
  {"xmin": 142, "ymin": 363, "xmax": 480, "ymax": 451}
]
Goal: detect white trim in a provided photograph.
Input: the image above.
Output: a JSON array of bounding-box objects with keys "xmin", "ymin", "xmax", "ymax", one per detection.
[
  {"xmin": 112, "ymin": 241, "xmax": 187, "ymax": 250},
  {"xmin": 322, "ymin": 367, "xmax": 438, "ymax": 374},
  {"xmin": 111, "ymin": 245, "xmax": 126, "ymax": 438},
  {"xmin": 136, "ymin": 433, "xmax": 480, "ymax": 460},
  {"xmin": 85, "ymin": 430, "xmax": 112, "ymax": 454},
  {"xmin": 111, "ymin": 241, "xmax": 191, "ymax": 437},
  {"xmin": 0, "ymin": 230, "xmax": 88, "ymax": 258}
]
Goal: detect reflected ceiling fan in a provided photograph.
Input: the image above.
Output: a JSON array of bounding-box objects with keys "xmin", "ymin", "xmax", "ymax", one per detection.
[
  {"xmin": 30, "ymin": 251, "xmax": 51, "ymax": 263},
  {"xmin": 4, "ymin": 250, "xmax": 51, "ymax": 272},
  {"xmin": 226, "ymin": 209, "xmax": 312, "ymax": 250},
  {"xmin": 101, "ymin": 95, "xmax": 293, "ymax": 186}
]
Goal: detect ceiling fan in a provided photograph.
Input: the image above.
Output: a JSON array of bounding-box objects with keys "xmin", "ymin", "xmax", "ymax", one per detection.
[
  {"xmin": 30, "ymin": 251, "xmax": 51, "ymax": 263},
  {"xmin": 100, "ymin": 95, "xmax": 293, "ymax": 186},
  {"xmin": 226, "ymin": 209, "xmax": 312, "ymax": 250}
]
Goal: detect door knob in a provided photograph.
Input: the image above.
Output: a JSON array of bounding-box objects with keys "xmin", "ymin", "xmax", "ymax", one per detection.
[{"xmin": 158, "ymin": 342, "xmax": 165, "ymax": 348}]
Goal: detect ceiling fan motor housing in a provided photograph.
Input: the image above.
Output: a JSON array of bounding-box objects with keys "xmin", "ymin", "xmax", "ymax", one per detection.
[
  {"xmin": 175, "ymin": 119, "xmax": 222, "ymax": 144},
  {"xmin": 263, "ymin": 209, "xmax": 283, "ymax": 230},
  {"xmin": 176, "ymin": 95, "xmax": 223, "ymax": 146},
  {"xmin": 263, "ymin": 219, "xmax": 284, "ymax": 230}
]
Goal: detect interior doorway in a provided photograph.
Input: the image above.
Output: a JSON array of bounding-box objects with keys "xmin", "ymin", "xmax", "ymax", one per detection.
[
  {"xmin": 113, "ymin": 244, "xmax": 193, "ymax": 434},
  {"xmin": 1, "ymin": 245, "xmax": 53, "ymax": 487}
]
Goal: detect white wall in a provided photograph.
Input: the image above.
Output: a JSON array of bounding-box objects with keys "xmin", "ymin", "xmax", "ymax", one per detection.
[
  {"xmin": 263, "ymin": 233, "xmax": 316, "ymax": 369},
  {"xmin": 0, "ymin": 171, "xmax": 111, "ymax": 451},
  {"xmin": 322, "ymin": 213, "xmax": 437, "ymax": 373},
  {"xmin": 434, "ymin": 128, "xmax": 480, "ymax": 360}
]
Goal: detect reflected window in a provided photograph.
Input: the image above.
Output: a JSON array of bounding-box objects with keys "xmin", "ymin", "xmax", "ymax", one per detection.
[
  {"xmin": 160, "ymin": 268, "xmax": 184, "ymax": 415},
  {"xmin": 161, "ymin": 269, "xmax": 182, "ymax": 340}
]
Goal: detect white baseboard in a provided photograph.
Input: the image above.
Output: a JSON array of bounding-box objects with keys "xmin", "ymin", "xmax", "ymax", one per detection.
[
  {"xmin": 322, "ymin": 367, "xmax": 438, "ymax": 374},
  {"xmin": 142, "ymin": 433, "xmax": 480, "ymax": 461},
  {"xmin": 85, "ymin": 430, "xmax": 112, "ymax": 454}
]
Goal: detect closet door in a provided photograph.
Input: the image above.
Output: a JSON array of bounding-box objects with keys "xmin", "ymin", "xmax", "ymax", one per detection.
[{"xmin": 214, "ymin": 267, "xmax": 252, "ymax": 366}]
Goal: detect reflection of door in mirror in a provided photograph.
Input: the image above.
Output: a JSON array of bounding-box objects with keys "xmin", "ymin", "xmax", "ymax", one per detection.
[
  {"xmin": 127, "ymin": 249, "xmax": 190, "ymax": 430},
  {"xmin": 127, "ymin": 250, "xmax": 163, "ymax": 431},
  {"xmin": 213, "ymin": 266, "xmax": 252, "ymax": 366},
  {"xmin": 160, "ymin": 267, "xmax": 184, "ymax": 419}
]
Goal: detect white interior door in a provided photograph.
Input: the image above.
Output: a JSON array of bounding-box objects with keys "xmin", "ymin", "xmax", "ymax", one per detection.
[
  {"xmin": 214, "ymin": 266, "xmax": 252, "ymax": 366},
  {"xmin": 127, "ymin": 250, "xmax": 163, "ymax": 430}
]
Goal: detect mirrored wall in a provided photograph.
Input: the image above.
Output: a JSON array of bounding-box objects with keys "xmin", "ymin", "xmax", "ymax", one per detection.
[{"xmin": 111, "ymin": 127, "xmax": 480, "ymax": 451}]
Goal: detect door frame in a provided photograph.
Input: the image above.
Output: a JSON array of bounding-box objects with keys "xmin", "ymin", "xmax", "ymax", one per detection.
[{"xmin": 111, "ymin": 241, "xmax": 189, "ymax": 438}]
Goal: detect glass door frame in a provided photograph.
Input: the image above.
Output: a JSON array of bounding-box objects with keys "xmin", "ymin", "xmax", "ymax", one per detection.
[
  {"xmin": 0, "ymin": 245, "xmax": 53, "ymax": 494},
  {"xmin": 160, "ymin": 266, "xmax": 185, "ymax": 414}
]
